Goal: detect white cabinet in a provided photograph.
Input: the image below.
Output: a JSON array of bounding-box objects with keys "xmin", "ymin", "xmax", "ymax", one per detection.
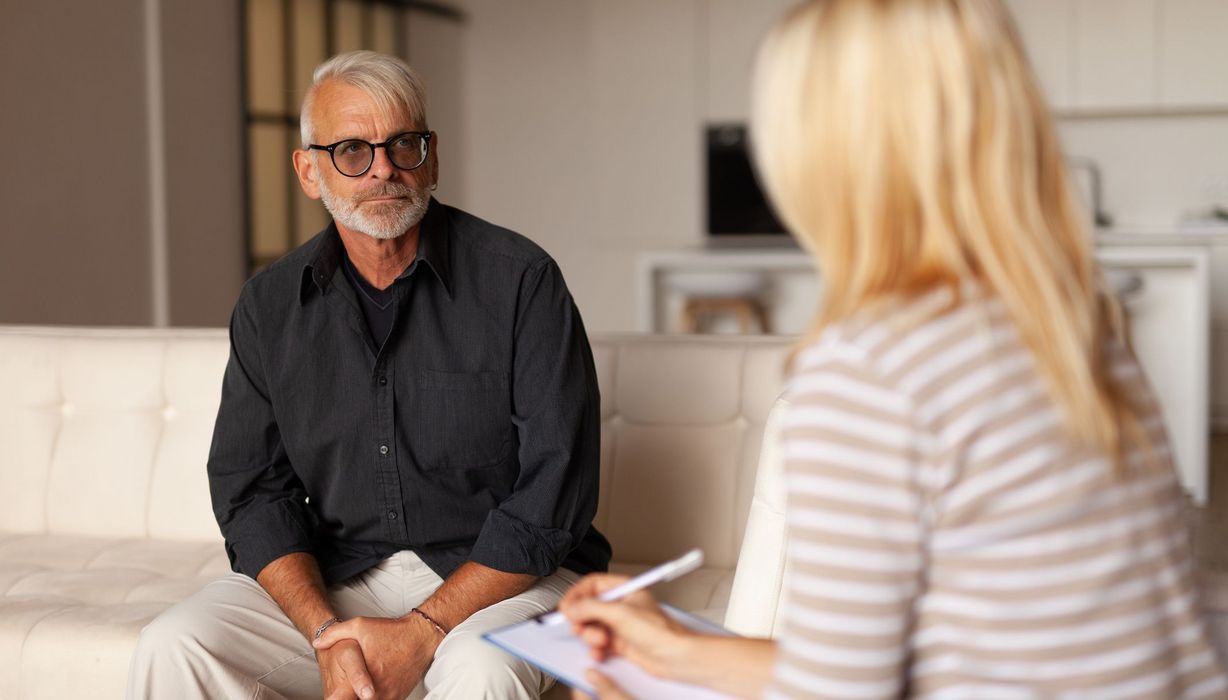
[
  {"xmin": 1005, "ymin": 0, "xmax": 1075, "ymax": 111},
  {"xmin": 700, "ymin": 0, "xmax": 1228, "ymax": 115},
  {"xmin": 1007, "ymin": 0, "xmax": 1228, "ymax": 112},
  {"xmin": 1073, "ymin": 0, "xmax": 1158, "ymax": 110},
  {"xmin": 1159, "ymin": 0, "xmax": 1228, "ymax": 107},
  {"xmin": 1098, "ymin": 246, "xmax": 1210, "ymax": 504}
]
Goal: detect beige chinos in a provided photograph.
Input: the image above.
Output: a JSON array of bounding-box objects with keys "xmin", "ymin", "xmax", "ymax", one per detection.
[{"xmin": 127, "ymin": 551, "xmax": 578, "ymax": 699}]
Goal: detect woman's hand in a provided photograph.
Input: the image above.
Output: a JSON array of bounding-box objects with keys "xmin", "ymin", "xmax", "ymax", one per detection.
[
  {"xmin": 558, "ymin": 573, "xmax": 695, "ymax": 681},
  {"xmin": 571, "ymin": 669, "xmax": 635, "ymax": 700}
]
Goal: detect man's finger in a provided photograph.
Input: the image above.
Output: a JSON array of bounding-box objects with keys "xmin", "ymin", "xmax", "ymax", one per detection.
[
  {"xmin": 324, "ymin": 684, "xmax": 359, "ymax": 700},
  {"xmin": 337, "ymin": 646, "xmax": 375, "ymax": 700},
  {"xmin": 313, "ymin": 619, "xmax": 356, "ymax": 650}
]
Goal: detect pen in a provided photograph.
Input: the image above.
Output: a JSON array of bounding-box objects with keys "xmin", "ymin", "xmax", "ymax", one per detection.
[{"xmin": 537, "ymin": 548, "xmax": 704, "ymax": 626}]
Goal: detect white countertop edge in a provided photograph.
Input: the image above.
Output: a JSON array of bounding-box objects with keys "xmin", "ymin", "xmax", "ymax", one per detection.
[
  {"xmin": 638, "ymin": 248, "xmax": 813, "ymax": 268},
  {"xmin": 639, "ymin": 234, "xmax": 1227, "ymax": 269},
  {"xmin": 1096, "ymin": 225, "xmax": 1228, "ymax": 244},
  {"xmin": 639, "ymin": 227, "xmax": 1228, "ymax": 265}
]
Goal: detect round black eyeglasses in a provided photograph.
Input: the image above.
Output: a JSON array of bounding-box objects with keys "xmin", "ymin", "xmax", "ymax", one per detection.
[{"xmin": 308, "ymin": 131, "xmax": 432, "ymax": 177}]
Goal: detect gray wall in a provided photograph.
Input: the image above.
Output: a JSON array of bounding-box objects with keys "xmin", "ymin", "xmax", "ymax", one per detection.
[
  {"xmin": 162, "ymin": 0, "xmax": 246, "ymax": 327},
  {"xmin": 0, "ymin": 0, "xmax": 245, "ymax": 327},
  {"xmin": 1, "ymin": 0, "xmax": 153, "ymax": 326}
]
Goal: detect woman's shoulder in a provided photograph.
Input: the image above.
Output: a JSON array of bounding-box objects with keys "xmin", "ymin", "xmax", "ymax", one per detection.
[{"xmin": 795, "ymin": 280, "xmax": 1004, "ymax": 377}]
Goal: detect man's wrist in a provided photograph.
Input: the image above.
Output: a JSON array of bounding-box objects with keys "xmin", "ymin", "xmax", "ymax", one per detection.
[
  {"xmin": 313, "ymin": 616, "xmax": 343, "ymax": 640},
  {"xmin": 400, "ymin": 609, "xmax": 447, "ymax": 652},
  {"xmin": 409, "ymin": 607, "xmax": 449, "ymax": 638}
]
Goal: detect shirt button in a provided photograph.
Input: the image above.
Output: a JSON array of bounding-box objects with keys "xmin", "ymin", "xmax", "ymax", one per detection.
[
  {"xmin": 379, "ymin": 445, "xmax": 389, "ymax": 455},
  {"xmin": 379, "ymin": 376, "xmax": 388, "ymax": 386},
  {"xmin": 387, "ymin": 511, "xmax": 398, "ymax": 520}
]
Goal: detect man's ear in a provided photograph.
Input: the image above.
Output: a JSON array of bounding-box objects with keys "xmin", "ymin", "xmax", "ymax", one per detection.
[
  {"xmin": 427, "ymin": 131, "xmax": 440, "ymax": 189},
  {"xmin": 292, "ymin": 149, "xmax": 322, "ymax": 200}
]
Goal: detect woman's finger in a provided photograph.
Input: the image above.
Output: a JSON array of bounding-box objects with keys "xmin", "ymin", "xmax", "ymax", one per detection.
[
  {"xmin": 587, "ymin": 669, "xmax": 635, "ymax": 700},
  {"xmin": 578, "ymin": 622, "xmax": 610, "ymax": 649},
  {"xmin": 563, "ymin": 596, "xmax": 650, "ymax": 635},
  {"xmin": 560, "ymin": 574, "xmax": 632, "ymax": 608}
]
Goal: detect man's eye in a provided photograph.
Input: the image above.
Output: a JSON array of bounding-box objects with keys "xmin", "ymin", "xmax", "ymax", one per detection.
[{"xmin": 339, "ymin": 142, "xmax": 366, "ymax": 155}]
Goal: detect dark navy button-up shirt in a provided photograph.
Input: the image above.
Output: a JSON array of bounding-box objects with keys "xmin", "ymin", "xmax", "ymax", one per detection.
[{"xmin": 207, "ymin": 199, "xmax": 611, "ymax": 585}]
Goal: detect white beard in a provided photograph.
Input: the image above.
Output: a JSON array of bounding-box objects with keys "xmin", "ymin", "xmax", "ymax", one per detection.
[{"xmin": 318, "ymin": 176, "xmax": 431, "ymax": 240}]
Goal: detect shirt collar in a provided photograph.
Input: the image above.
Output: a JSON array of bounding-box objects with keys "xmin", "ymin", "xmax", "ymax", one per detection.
[{"xmin": 300, "ymin": 197, "xmax": 452, "ymax": 305}]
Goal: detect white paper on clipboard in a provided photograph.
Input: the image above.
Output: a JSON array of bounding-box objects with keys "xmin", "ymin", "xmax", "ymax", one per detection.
[{"xmin": 482, "ymin": 604, "xmax": 739, "ymax": 699}]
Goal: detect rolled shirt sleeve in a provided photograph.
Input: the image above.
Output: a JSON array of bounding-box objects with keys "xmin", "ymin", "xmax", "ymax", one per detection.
[
  {"xmin": 207, "ymin": 284, "xmax": 317, "ymax": 580},
  {"xmin": 467, "ymin": 259, "xmax": 602, "ymax": 576}
]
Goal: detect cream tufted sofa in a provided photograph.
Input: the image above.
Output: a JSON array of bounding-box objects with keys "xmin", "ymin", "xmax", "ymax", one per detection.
[{"xmin": 0, "ymin": 325, "xmax": 793, "ymax": 699}]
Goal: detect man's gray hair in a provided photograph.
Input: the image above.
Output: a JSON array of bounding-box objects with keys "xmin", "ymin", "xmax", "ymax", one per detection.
[{"xmin": 300, "ymin": 50, "xmax": 428, "ymax": 147}]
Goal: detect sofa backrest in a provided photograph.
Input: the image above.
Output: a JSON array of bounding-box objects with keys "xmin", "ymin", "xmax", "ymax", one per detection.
[
  {"xmin": 589, "ymin": 335, "xmax": 791, "ymax": 573},
  {"xmin": 724, "ymin": 396, "xmax": 791, "ymax": 637},
  {"xmin": 0, "ymin": 327, "xmax": 231, "ymax": 541},
  {"xmin": 0, "ymin": 327, "xmax": 792, "ymax": 573}
]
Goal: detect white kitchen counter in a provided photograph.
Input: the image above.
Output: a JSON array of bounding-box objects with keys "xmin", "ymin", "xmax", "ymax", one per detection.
[{"xmin": 638, "ymin": 234, "xmax": 1214, "ymax": 502}]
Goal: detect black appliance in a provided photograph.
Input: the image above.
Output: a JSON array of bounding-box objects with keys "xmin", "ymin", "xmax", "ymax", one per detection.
[{"xmin": 705, "ymin": 124, "xmax": 790, "ymax": 245}]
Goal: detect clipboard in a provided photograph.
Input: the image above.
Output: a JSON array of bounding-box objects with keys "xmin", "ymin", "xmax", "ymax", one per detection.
[{"xmin": 482, "ymin": 604, "xmax": 739, "ymax": 699}]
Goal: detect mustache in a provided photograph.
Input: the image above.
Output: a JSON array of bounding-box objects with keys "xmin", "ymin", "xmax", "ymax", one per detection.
[{"xmin": 351, "ymin": 183, "xmax": 421, "ymax": 204}]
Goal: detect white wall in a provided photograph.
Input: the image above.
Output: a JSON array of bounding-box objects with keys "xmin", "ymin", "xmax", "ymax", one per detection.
[
  {"xmin": 454, "ymin": 0, "xmax": 795, "ymax": 333},
  {"xmin": 454, "ymin": 0, "xmax": 1228, "ymax": 311},
  {"xmin": 453, "ymin": 0, "xmax": 1228, "ymax": 427}
]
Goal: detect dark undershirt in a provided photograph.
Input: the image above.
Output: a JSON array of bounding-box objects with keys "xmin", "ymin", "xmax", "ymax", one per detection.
[{"xmin": 341, "ymin": 247, "xmax": 410, "ymax": 350}]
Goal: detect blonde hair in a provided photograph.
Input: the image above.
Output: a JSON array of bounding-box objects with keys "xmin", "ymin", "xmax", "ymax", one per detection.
[
  {"xmin": 751, "ymin": 0, "xmax": 1144, "ymax": 466},
  {"xmin": 301, "ymin": 50, "xmax": 428, "ymax": 147}
]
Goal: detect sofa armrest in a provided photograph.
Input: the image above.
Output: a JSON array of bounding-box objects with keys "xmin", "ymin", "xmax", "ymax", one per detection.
[{"xmin": 723, "ymin": 397, "xmax": 790, "ymax": 638}]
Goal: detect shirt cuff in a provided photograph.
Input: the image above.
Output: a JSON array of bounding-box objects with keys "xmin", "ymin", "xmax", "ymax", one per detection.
[
  {"xmin": 468, "ymin": 509, "xmax": 574, "ymax": 577},
  {"xmin": 223, "ymin": 499, "xmax": 316, "ymax": 579}
]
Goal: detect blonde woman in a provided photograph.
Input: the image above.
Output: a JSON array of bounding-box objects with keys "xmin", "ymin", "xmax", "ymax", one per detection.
[{"xmin": 559, "ymin": 0, "xmax": 1228, "ymax": 698}]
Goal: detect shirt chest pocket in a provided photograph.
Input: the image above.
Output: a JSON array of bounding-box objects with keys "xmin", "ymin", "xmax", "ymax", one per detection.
[{"xmin": 409, "ymin": 369, "xmax": 512, "ymax": 470}]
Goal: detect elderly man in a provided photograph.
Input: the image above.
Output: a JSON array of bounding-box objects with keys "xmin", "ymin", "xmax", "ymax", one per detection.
[{"xmin": 127, "ymin": 51, "xmax": 610, "ymax": 700}]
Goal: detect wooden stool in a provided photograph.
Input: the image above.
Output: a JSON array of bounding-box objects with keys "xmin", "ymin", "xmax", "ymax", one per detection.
[{"xmin": 681, "ymin": 297, "xmax": 770, "ymax": 334}]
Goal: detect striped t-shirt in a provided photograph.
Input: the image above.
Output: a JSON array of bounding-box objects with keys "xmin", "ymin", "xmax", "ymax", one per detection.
[{"xmin": 766, "ymin": 284, "xmax": 1228, "ymax": 699}]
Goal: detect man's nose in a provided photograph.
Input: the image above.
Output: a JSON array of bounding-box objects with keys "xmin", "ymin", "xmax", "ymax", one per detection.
[{"xmin": 367, "ymin": 145, "xmax": 396, "ymax": 179}]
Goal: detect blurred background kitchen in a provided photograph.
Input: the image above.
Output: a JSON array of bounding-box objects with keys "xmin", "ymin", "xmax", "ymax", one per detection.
[{"xmin": 2, "ymin": 0, "xmax": 1227, "ymax": 563}]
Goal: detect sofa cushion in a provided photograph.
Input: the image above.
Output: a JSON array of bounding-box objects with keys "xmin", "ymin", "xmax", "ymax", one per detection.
[
  {"xmin": 0, "ymin": 535, "xmax": 232, "ymax": 698},
  {"xmin": 18, "ymin": 601, "xmax": 169, "ymax": 700},
  {"xmin": 0, "ymin": 536, "xmax": 229, "ymax": 602}
]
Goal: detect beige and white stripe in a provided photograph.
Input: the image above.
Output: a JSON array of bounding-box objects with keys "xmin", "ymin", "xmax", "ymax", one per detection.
[{"xmin": 766, "ymin": 285, "xmax": 1228, "ymax": 699}]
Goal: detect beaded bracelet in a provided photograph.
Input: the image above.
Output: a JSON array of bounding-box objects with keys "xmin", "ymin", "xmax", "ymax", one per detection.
[{"xmin": 410, "ymin": 607, "xmax": 448, "ymax": 637}]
